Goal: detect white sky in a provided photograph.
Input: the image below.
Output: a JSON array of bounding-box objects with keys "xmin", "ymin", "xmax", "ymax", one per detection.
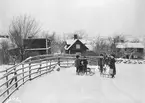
[{"xmin": 0, "ymin": 0, "xmax": 145, "ymax": 37}]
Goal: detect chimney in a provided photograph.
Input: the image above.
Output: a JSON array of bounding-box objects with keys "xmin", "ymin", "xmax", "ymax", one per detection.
[{"xmin": 74, "ymin": 34, "xmax": 78, "ymax": 40}]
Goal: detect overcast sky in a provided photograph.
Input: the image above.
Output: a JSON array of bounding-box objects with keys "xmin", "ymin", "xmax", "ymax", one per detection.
[{"xmin": 0, "ymin": 0, "xmax": 145, "ymax": 37}]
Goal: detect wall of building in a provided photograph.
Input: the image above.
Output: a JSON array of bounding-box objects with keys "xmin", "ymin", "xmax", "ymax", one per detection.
[{"xmin": 66, "ymin": 40, "xmax": 88, "ymax": 54}]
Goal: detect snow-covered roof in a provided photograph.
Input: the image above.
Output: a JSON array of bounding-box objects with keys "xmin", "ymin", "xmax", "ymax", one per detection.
[
  {"xmin": 0, "ymin": 38, "xmax": 16, "ymax": 50},
  {"xmin": 66, "ymin": 39, "xmax": 91, "ymax": 45},
  {"xmin": 124, "ymin": 35, "xmax": 145, "ymax": 42},
  {"xmin": 85, "ymin": 44, "xmax": 93, "ymax": 51},
  {"xmin": 0, "ymin": 38, "xmax": 11, "ymax": 49},
  {"xmin": 65, "ymin": 39, "xmax": 78, "ymax": 50},
  {"xmin": 80, "ymin": 39, "xmax": 91, "ymax": 44},
  {"xmin": 116, "ymin": 43, "xmax": 144, "ymax": 48},
  {"xmin": 0, "ymin": 38, "xmax": 9, "ymax": 43}
]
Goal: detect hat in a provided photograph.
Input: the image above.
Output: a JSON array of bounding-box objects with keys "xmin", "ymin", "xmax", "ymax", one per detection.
[
  {"xmin": 111, "ymin": 54, "xmax": 115, "ymax": 58},
  {"xmin": 76, "ymin": 55, "xmax": 80, "ymax": 58},
  {"xmin": 100, "ymin": 54, "xmax": 103, "ymax": 56}
]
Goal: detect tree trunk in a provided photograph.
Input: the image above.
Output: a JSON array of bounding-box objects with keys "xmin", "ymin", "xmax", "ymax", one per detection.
[{"xmin": 20, "ymin": 48, "xmax": 25, "ymax": 62}]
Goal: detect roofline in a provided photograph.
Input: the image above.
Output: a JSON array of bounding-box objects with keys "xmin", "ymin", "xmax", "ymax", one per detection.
[
  {"xmin": 65, "ymin": 39, "xmax": 78, "ymax": 50},
  {"xmin": 116, "ymin": 45, "xmax": 144, "ymax": 48},
  {"xmin": 25, "ymin": 47, "xmax": 51, "ymax": 51},
  {"xmin": 23, "ymin": 38, "xmax": 50, "ymax": 40},
  {"xmin": 66, "ymin": 39, "xmax": 88, "ymax": 50}
]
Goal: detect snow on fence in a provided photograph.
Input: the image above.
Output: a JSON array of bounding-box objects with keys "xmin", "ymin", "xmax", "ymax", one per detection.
[{"xmin": 0, "ymin": 54, "xmax": 101, "ymax": 103}]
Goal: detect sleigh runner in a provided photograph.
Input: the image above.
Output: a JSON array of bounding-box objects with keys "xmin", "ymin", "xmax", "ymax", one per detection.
[{"xmin": 100, "ymin": 65, "xmax": 114, "ymax": 78}]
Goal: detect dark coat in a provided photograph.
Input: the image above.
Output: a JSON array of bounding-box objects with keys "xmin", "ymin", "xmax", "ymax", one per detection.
[
  {"xmin": 109, "ymin": 58, "xmax": 116, "ymax": 75},
  {"xmin": 75, "ymin": 58, "xmax": 81, "ymax": 68},
  {"xmin": 98, "ymin": 58, "xmax": 105, "ymax": 67},
  {"xmin": 83, "ymin": 59, "xmax": 88, "ymax": 66},
  {"xmin": 109, "ymin": 58, "xmax": 116, "ymax": 69},
  {"xmin": 104, "ymin": 57, "xmax": 110, "ymax": 65}
]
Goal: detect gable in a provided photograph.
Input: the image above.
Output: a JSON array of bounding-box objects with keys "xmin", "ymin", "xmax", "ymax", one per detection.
[{"xmin": 68, "ymin": 39, "xmax": 88, "ymax": 50}]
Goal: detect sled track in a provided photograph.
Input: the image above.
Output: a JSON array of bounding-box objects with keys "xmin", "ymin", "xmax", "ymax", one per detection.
[{"xmin": 0, "ymin": 54, "xmax": 101, "ymax": 103}]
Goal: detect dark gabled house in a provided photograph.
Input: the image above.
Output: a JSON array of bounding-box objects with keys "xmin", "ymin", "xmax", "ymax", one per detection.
[
  {"xmin": 64, "ymin": 34, "xmax": 97, "ymax": 56},
  {"xmin": 65, "ymin": 39, "xmax": 88, "ymax": 54}
]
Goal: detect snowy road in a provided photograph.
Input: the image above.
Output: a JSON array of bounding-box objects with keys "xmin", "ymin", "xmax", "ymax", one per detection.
[{"xmin": 10, "ymin": 64, "xmax": 145, "ymax": 103}]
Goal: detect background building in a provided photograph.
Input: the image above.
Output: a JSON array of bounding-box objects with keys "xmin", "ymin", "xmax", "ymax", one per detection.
[{"xmin": 64, "ymin": 34, "xmax": 97, "ymax": 56}]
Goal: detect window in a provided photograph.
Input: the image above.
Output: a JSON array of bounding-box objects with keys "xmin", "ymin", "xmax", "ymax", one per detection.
[{"xmin": 76, "ymin": 44, "xmax": 80, "ymax": 49}]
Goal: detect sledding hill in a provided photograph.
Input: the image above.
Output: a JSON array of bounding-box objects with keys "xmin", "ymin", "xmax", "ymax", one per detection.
[{"xmin": 9, "ymin": 64, "xmax": 145, "ymax": 103}]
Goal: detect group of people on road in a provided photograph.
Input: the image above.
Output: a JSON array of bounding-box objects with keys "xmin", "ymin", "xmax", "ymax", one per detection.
[
  {"xmin": 98, "ymin": 54, "xmax": 116, "ymax": 78},
  {"xmin": 75, "ymin": 55, "xmax": 88, "ymax": 75},
  {"xmin": 75, "ymin": 53, "xmax": 116, "ymax": 78}
]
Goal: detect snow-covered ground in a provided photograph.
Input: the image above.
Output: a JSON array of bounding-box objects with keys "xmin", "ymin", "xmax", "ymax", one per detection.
[
  {"xmin": 3, "ymin": 63, "xmax": 145, "ymax": 103},
  {"xmin": 0, "ymin": 62, "xmax": 58, "ymax": 101}
]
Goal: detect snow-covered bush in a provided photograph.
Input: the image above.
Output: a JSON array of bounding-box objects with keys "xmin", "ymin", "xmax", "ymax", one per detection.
[{"xmin": 116, "ymin": 58, "xmax": 145, "ymax": 64}]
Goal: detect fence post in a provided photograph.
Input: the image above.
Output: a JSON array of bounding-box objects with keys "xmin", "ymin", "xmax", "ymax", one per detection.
[
  {"xmin": 39, "ymin": 63, "xmax": 42, "ymax": 76},
  {"xmin": 46, "ymin": 60, "xmax": 48, "ymax": 73},
  {"xmin": 5, "ymin": 69, "xmax": 9, "ymax": 95},
  {"xmin": 29, "ymin": 60, "xmax": 31, "ymax": 80},
  {"xmin": 14, "ymin": 67, "xmax": 18, "ymax": 89},
  {"xmin": 67, "ymin": 58, "xmax": 68, "ymax": 67},
  {"xmin": 58, "ymin": 58, "xmax": 60, "ymax": 66},
  {"xmin": 22, "ymin": 64, "xmax": 24, "ymax": 85},
  {"xmin": 49, "ymin": 60, "xmax": 51, "ymax": 70}
]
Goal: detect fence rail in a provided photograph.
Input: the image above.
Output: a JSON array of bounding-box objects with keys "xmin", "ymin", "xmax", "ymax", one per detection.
[{"xmin": 0, "ymin": 54, "xmax": 101, "ymax": 103}]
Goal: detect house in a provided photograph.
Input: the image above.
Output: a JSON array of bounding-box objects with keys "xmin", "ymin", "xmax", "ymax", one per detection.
[
  {"xmin": 116, "ymin": 42, "xmax": 144, "ymax": 59},
  {"xmin": 24, "ymin": 38, "xmax": 51, "ymax": 55},
  {"xmin": 65, "ymin": 39, "xmax": 88, "ymax": 54},
  {"xmin": 8, "ymin": 38, "xmax": 51, "ymax": 60},
  {"xmin": 64, "ymin": 34, "xmax": 97, "ymax": 56}
]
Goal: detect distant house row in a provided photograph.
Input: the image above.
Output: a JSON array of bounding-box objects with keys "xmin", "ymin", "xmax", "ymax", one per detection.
[
  {"xmin": 0, "ymin": 34, "xmax": 145, "ymax": 61},
  {"xmin": 116, "ymin": 42, "xmax": 144, "ymax": 59}
]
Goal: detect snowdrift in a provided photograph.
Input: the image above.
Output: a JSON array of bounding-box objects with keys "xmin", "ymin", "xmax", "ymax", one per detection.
[{"xmin": 5, "ymin": 63, "xmax": 145, "ymax": 103}]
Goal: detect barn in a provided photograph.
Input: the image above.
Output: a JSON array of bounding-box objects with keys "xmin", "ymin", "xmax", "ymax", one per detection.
[
  {"xmin": 8, "ymin": 38, "xmax": 51, "ymax": 60},
  {"xmin": 24, "ymin": 38, "xmax": 51, "ymax": 55}
]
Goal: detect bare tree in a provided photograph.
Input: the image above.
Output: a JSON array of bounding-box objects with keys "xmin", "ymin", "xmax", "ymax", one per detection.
[
  {"xmin": 9, "ymin": 15, "xmax": 41, "ymax": 61},
  {"xmin": 0, "ymin": 40, "xmax": 10, "ymax": 64},
  {"xmin": 125, "ymin": 48, "xmax": 136, "ymax": 59},
  {"xmin": 65, "ymin": 30, "xmax": 88, "ymax": 39},
  {"xmin": 50, "ymin": 32, "xmax": 66, "ymax": 54},
  {"xmin": 39, "ymin": 30, "xmax": 50, "ymax": 38},
  {"xmin": 40, "ymin": 31, "xmax": 65, "ymax": 54},
  {"xmin": 92, "ymin": 34, "xmax": 126, "ymax": 57},
  {"xmin": 74, "ymin": 30, "xmax": 88, "ymax": 39},
  {"xmin": 93, "ymin": 36, "xmax": 110, "ymax": 55},
  {"xmin": 131, "ymin": 38, "xmax": 140, "ymax": 43},
  {"xmin": 57, "ymin": 40, "xmax": 66, "ymax": 54},
  {"xmin": 108, "ymin": 35, "xmax": 125, "ymax": 57}
]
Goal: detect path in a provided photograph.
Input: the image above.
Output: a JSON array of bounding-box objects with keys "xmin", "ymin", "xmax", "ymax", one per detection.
[{"xmin": 10, "ymin": 64, "xmax": 145, "ymax": 103}]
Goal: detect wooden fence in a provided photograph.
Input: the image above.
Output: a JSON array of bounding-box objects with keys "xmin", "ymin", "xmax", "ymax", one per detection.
[{"xmin": 0, "ymin": 54, "xmax": 101, "ymax": 103}]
